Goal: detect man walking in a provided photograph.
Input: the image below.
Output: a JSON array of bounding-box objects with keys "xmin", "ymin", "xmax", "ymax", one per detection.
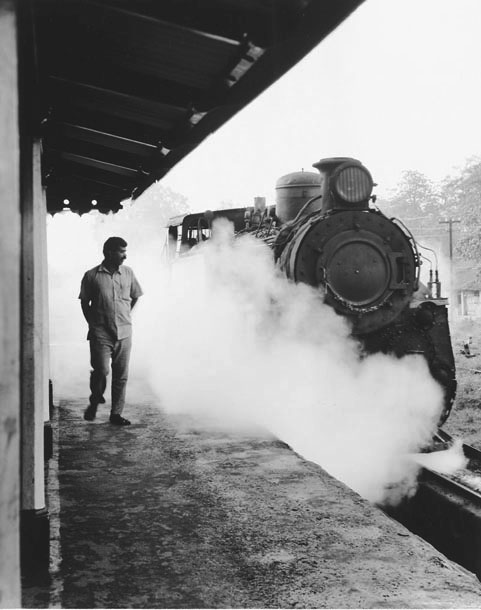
[{"xmin": 79, "ymin": 237, "xmax": 143, "ymax": 425}]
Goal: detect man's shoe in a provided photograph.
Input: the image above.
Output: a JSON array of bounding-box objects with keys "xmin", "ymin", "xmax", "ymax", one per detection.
[
  {"xmin": 84, "ymin": 405, "xmax": 97, "ymax": 421},
  {"xmin": 99, "ymin": 396, "xmax": 106, "ymax": 404},
  {"xmin": 109, "ymin": 414, "xmax": 131, "ymax": 426}
]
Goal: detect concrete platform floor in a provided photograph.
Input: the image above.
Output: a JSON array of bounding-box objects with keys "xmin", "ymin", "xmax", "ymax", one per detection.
[{"xmin": 23, "ymin": 380, "xmax": 481, "ymax": 608}]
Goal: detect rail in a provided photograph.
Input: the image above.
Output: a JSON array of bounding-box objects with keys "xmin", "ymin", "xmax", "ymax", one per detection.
[{"xmin": 386, "ymin": 429, "xmax": 481, "ymax": 580}]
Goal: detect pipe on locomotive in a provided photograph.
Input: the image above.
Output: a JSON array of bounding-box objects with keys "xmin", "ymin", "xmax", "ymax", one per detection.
[{"xmin": 416, "ymin": 243, "xmax": 442, "ymax": 299}]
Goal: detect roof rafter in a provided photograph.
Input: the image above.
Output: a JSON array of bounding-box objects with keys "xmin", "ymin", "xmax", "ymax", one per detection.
[
  {"xmin": 51, "ymin": 122, "xmax": 157, "ymax": 156},
  {"xmin": 83, "ymin": 0, "xmax": 242, "ymax": 46}
]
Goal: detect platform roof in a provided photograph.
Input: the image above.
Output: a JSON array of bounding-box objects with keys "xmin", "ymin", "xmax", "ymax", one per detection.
[{"xmin": 33, "ymin": 0, "xmax": 363, "ymax": 214}]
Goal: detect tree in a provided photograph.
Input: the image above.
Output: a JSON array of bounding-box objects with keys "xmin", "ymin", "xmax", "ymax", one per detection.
[
  {"xmin": 377, "ymin": 170, "xmax": 439, "ymax": 224},
  {"xmin": 440, "ymin": 157, "xmax": 481, "ymax": 260},
  {"xmin": 129, "ymin": 184, "xmax": 190, "ymax": 227},
  {"xmin": 92, "ymin": 184, "xmax": 190, "ymax": 246},
  {"xmin": 375, "ymin": 170, "xmax": 443, "ymax": 255}
]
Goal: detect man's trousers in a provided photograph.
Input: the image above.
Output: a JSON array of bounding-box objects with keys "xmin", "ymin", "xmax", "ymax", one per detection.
[{"xmin": 89, "ymin": 336, "xmax": 132, "ymax": 415}]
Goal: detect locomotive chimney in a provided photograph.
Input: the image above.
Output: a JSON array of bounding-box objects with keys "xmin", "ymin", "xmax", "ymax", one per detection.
[{"xmin": 312, "ymin": 157, "xmax": 347, "ymax": 213}]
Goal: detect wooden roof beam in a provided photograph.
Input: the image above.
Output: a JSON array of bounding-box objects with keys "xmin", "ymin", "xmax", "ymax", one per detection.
[
  {"xmin": 48, "ymin": 76, "xmax": 187, "ymax": 117},
  {"xmin": 47, "ymin": 107, "xmax": 166, "ymax": 147},
  {"xmin": 82, "ymin": 0, "xmax": 299, "ymax": 47},
  {"xmin": 59, "ymin": 151, "xmax": 140, "ymax": 177},
  {"xmin": 45, "ymin": 68, "xmax": 200, "ymax": 113},
  {"xmin": 45, "ymin": 159, "xmax": 137, "ymax": 191},
  {"xmin": 82, "ymin": 0, "xmax": 242, "ymax": 46},
  {"xmin": 48, "ymin": 123, "xmax": 158, "ymax": 157}
]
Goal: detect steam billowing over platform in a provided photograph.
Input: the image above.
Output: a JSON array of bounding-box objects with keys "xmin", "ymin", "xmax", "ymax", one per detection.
[{"xmin": 24, "ymin": 380, "xmax": 481, "ymax": 608}]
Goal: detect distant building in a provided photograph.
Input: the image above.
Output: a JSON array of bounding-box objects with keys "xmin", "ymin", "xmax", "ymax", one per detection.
[{"xmin": 453, "ymin": 264, "xmax": 481, "ymax": 318}]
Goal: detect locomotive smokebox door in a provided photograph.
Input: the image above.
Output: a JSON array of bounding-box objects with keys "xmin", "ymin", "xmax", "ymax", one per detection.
[
  {"xmin": 321, "ymin": 234, "xmax": 391, "ymax": 306},
  {"xmin": 280, "ymin": 208, "xmax": 418, "ymax": 335}
]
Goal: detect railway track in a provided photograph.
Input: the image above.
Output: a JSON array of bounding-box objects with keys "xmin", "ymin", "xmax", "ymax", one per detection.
[
  {"xmin": 433, "ymin": 429, "xmax": 481, "ymax": 498},
  {"xmin": 385, "ymin": 430, "xmax": 481, "ymax": 580}
]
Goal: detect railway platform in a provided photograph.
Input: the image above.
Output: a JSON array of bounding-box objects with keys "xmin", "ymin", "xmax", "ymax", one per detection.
[{"xmin": 23, "ymin": 378, "xmax": 481, "ymax": 609}]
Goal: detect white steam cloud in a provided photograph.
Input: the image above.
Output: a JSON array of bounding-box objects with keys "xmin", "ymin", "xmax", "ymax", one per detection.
[
  {"xmin": 48, "ymin": 212, "xmax": 445, "ymax": 505},
  {"xmin": 132, "ymin": 218, "xmax": 444, "ymax": 505},
  {"xmin": 412, "ymin": 440, "xmax": 468, "ymax": 475}
]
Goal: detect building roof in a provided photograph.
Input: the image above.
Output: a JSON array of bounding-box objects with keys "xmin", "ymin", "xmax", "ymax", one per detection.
[{"xmin": 33, "ymin": 0, "xmax": 363, "ymax": 214}]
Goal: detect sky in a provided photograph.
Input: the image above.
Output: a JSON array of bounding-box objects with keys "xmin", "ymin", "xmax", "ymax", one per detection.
[{"xmin": 151, "ymin": 0, "xmax": 481, "ymax": 212}]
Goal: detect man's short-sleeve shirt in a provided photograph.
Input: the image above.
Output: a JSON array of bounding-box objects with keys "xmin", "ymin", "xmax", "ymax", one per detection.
[{"xmin": 79, "ymin": 263, "xmax": 143, "ymax": 341}]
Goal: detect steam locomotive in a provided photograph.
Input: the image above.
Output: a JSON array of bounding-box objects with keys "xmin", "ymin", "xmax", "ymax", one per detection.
[{"xmin": 167, "ymin": 157, "xmax": 456, "ymax": 425}]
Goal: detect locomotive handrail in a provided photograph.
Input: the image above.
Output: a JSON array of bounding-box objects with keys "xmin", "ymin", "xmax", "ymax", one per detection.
[
  {"xmin": 416, "ymin": 242, "xmax": 439, "ymax": 270},
  {"xmin": 419, "ymin": 253, "xmax": 433, "ymax": 271}
]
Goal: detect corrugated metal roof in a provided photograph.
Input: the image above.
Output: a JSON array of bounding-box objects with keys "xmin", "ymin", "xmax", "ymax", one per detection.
[{"xmin": 31, "ymin": 0, "xmax": 364, "ymax": 214}]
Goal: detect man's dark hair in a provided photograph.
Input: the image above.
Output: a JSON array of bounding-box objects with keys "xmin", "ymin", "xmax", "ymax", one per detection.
[{"xmin": 103, "ymin": 236, "xmax": 127, "ymax": 256}]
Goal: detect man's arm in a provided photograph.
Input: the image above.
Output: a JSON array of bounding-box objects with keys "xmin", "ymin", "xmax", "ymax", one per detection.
[
  {"xmin": 79, "ymin": 272, "xmax": 93, "ymax": 324},
  {"xmin": 130, "ymin": 270, "xmax": 143, "ymax": 310},
  {"xmin": 80, "ymin": 298, "xmax": 92, "ymax": 324}
]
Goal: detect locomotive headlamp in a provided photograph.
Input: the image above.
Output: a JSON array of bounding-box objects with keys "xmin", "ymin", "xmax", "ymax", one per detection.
[{"xmin": 332, "ymin": 163, "xmax": 373, "ymax": 204}]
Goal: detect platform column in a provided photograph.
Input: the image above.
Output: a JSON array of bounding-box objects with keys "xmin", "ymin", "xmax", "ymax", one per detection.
[
  {"xmin": 42, "ymin": 187, "xmax": 53, "ymax": 460},
  {"xmin": 20, "ymin": 136, "xmax": 50, "ymax": 584},
  {"xmin": 17, "ymin": 0, "xmax": 50, "ymax": 582},
  {"xmin": 0, "ymin": 1, "xmax": 21, "ymax": 606}
]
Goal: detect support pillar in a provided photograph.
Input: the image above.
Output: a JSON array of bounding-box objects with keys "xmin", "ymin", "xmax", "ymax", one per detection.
[
  {"xmin": 17, "ymin": 0, "xmax": 50, "ymax": 584},
  {"xmin": 20, "ymin": 138, "xmax": 50, "ymax": 585},
  {"xmin": 0, "ymin": 1, "xmax": 21, "ymax": 607},
  {"xmin": 42, "ymin": 187, "xmax": 53, "ymax": 461}
]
